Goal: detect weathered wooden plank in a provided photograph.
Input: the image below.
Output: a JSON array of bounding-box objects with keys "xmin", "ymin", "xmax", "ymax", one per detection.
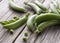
[
  {"xmin": 0, "ymin": 0, "xmax": 11, "ymax": 19},
  {"xmin": 43, "ymin": 0, "xmax": 51, "ymax": 9}
]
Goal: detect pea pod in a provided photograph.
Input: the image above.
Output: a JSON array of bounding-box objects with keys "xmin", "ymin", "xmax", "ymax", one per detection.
[
  {"xmin": 35, "ymin": 13, "xmax": 60, "ymax": 25},
  {"xmin": 0, "ymin": 13, "xmax": 30, "ymax": 32},
  {"xmin": 27, "ymin": 14, "xmax": 37, "ymax": 32},
  {"xmin": 35, "ymin": 20, "xmax": 59, "ymax": 34},
  {"xmin": 35, "ymin": 12, "xmax": 59, "ymax": 34},
  {"xmin": 34, "ymin": 0, "xmax": 48, "ymax": 12},
  {"xmin": 9, "ymin": 0, "xmax": 26, "ymax": 12},
  {"xmin": 50, "ymin": 3, "xmax": 59, "ymax": 14},
  {"xmin": 24, "ymin": 2, "xmax": 42, "ymax": 15}
]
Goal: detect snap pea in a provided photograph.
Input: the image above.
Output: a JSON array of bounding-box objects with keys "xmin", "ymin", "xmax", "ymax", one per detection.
[
  {"xmin": 34, "ymin": 0, "xmax": 48, "ymax": 12},
  {"xmin": 35, "ymin": 20, "xmax": 59, "ymax": 34},
  {"xmin": 35, "ymin": 11, "xmax": 59, "ymax": 34},
  {"xmin": 9, "ymin": 0, "xmax": 26, "ymax": 12},
  {"xmin": 0, "ymin": 13, "xmax": 30, "ymax": 32},
  {"xmin": 50, "ymin": 3, "xmax": 59, "ymax": 14},
  {"xmin": 27, "ymin": 14, "xmax": 37, "ymax": 32},
  {"xmin": 35, "ymin": 13, "xmax": 60, "ymax": 25},
  {"xmin": 24, "ymin": 2, "xmax": 42, "ymax": 15}
]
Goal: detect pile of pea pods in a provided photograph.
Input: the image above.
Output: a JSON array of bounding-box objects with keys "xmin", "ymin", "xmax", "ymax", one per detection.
[
  {"xmin": 25, "ymin": 0, "xmax": 60, "ymax": 34},
  {"xmin": 0, "ymin": 0, "xmax": 60, "ymax": 34}
]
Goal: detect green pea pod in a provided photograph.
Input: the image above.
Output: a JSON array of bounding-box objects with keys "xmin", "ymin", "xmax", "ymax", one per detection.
[
  {"xmin": 34, "ymin": 0, "xmax": 48, "ymax": 12},
  {"xmin": 35, "ymin": 13, "xmax": 60, "ymax": 25},
  {"xmin": 24, "ymin": 2, "xmax": 42, "ymax": 15},
  {"xmin": 50, "ymin": 3, "xmax": 59, "ymax": 14},
  {"xmin": 9, "ymin": 0, "xmax": 26, "ymax": 12},
  {"xmin": 35, "ymin": 12, "xmax": 59, "ymax": 34},
  {"xmin": 27, "ymin": 14, "xmax": 37, "ymax": 32},
  {"xmin": 35, "ymin": 20, "xmax": 59, "ymax": 34},
  {"xmin": 2, "ymin": 13, "xmax": 30, "ymax": 32}
]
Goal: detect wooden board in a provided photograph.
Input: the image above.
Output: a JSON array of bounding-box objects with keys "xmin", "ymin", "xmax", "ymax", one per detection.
[{"xmin": 0, "ymin": 0, "xmax": 60, "ymax": 43}]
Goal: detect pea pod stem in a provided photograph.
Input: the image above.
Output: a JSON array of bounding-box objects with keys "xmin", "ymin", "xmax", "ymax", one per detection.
[
  {"xmin": 1, "ymin": 13, "xmax": 30, "ymax": 32},
  {"xmin": 27, "ymin": 14, "xmax": 37, "ymax": 32},
  {"xmin": 35, "ymin": 20, "xmax": 59, "ymax": 34},
  {"xmin": 9, "ymin": 0, "xmax": 26, "ymax": 12},
  {"xmin": 24, "ymin": 2, "xmax": 42, "ymax": 15},
  {"xmin": 34, "ymin": 0, "xmax": 48, "ymax": 12},
  {"xmin": 35, "ymin": 13, "xmax": 60, "ymax": 25}
]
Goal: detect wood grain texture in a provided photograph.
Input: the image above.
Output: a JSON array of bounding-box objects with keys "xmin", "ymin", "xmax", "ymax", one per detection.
[{"xmin": 0, "ymin": 0, "xmax": 2, "ymax": 2}]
